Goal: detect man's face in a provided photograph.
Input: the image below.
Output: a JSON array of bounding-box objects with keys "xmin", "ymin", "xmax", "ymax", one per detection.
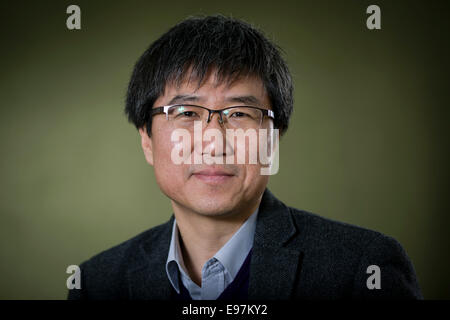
[{"xmin": 139, "ymin": 73, "xmax": 273, "ymax": 218}]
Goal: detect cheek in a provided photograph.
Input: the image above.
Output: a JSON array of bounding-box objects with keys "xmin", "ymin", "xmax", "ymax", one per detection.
[
  {"xmin": 151, "ymin": 131, "xmax": 187, "ymax": 192},
  {"xmin": 241, "ymin": 164, "xmax": 269, "ymax": 190}
]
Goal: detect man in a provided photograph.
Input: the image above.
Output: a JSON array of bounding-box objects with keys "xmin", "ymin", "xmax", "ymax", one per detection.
[{"xmin": 68, "ymin": 15, "xmax": 422, "ymax": 300}]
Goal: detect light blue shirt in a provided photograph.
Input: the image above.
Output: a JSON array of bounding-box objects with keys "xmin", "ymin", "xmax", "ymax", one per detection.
[{"xmin": 165, "ymin": 208, "xmax": 258, "ymax": 300}]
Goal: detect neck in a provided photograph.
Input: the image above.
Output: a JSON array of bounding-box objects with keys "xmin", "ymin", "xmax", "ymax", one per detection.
[{"xmin": 172, "ymin": 198, "xmax": 261, "ymax": 286}]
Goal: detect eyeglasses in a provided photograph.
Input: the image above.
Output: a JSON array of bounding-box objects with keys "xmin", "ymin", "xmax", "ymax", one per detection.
[{"xmin": 151, "ymin": 104, "xmax": 275, "ymax": 129}]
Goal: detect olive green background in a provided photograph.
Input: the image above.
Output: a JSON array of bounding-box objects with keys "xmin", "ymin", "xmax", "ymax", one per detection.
[{"xmin": 0, "ymin": 0, "xmax": 448, "ymax": 299}]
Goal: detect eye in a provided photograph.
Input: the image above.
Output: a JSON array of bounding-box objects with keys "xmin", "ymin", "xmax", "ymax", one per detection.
[
  {"xmin": 230, "ymin": 111, "xmax": 249, "ymax": 118},
  {"xmin": 173, "ymin": 106, "xmax": 201, "ymax": 119},
  {"xmin": 180, "ymin": 111, "xmax": 198, "ymax": 117}
]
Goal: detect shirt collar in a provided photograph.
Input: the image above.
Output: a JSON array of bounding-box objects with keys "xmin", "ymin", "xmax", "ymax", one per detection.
[
  {"xmin": 165, "ymin": 220, "xmax": 186, "ymax": 293},
  {"xmin": 165, "ymin": 208, "xmax": 259, "ymax": 292}
]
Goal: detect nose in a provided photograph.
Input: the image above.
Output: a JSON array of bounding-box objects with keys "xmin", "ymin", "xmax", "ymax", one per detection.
[
  {"xmin": 206, "ymin": 111, "xmax": 224, "ymax": 125},
  {"xmin": 191, "ymin": 111, "xmax": 234, "ymax": 163},
  {"xmin": 202, "ymin": 112, "xmax": 227, "ymax": 158}
]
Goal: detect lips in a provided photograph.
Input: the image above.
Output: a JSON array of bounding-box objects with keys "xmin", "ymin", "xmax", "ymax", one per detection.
[{"xmin": 191, "ymin": 168, "xmax": 235, "ymax": 184}]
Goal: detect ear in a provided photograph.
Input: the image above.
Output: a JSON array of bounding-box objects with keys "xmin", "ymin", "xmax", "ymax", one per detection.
[{"xmin": 139, "ymin": 127, "xmax": 154, "ymax": 166}]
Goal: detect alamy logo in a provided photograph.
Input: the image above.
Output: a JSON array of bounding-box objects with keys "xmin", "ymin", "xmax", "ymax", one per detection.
[
  {"xmin": 366, "ymin": 265, "xmax": 381, "ymax": 289},
  {"xmin": 66, "ymin": 5, "xmax": 81, "ymax": 30},
  {"xmin": 366, "ymin": 5, "xmax": 381, "ymax": 30},
  {"xmin": 66, "ymin": 265, "xmax": 81, "ymax": 289},
  {"xmin": 170, "ymin": 122, "xmax": 279, "ymax": 175}
]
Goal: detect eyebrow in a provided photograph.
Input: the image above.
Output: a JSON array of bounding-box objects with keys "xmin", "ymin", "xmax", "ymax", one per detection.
[
  {"xmin": 167, "ymin": 94, "xmax": 262, "ymax": 106},
  {"xmin": 225, "ymin": 95, "xmax": 261, "ymax": 106},
  {"xmin": 167, "ymin": 94, "xmax": 202, "ymax": 105}
]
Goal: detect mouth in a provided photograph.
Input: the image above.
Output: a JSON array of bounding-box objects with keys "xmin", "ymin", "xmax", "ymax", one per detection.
[{"xmin": 191, "ymin": 168, "xmax": 235, "ymax": 184}]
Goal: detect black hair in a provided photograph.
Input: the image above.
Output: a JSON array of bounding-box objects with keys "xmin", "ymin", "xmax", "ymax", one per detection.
[{"xmin": 125, "ymin": 15, "xmax": 293, "ymax": 136}]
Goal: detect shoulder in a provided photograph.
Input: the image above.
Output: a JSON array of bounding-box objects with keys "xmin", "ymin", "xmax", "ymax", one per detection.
[
  {"xmin": 286, "ymin": 206, "xmax": 413, "ymax": 271},
  {"xmin": 68, "ymin": 218, "xmax": 173, "ymax": 299},
  {"xmin": 285, "ymin": 207, "xmax": 422, "ymax": 298},
  {"xmin": 287, "ymin": 206, "xmax": 391, "ymax": 251},
  {"xmin": 86, "ymin": 218, "xmax": 171, "ymax": 268}
]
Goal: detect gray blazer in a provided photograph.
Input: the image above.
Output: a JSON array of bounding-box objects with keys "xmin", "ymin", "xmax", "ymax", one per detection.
[{"xmin": 68, "ymin": 189, "xmax": 422, "ymax": 299}]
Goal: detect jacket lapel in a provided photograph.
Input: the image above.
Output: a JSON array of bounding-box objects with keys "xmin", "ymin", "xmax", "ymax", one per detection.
[
  {"xmin": 248, "ymin": 189, "xmax": 303, "ymax": 299},
  {"xmin": 127, "ymin": 217, "xmax": 174, "ymax": 300}
]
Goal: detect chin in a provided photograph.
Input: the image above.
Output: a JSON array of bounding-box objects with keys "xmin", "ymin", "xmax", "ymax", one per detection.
[{"xmin": 188, "ymin": 197, "xmax": 238, "ymax": 217}]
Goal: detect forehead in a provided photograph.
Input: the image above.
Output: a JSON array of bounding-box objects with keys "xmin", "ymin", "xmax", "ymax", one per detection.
[{"xmin": 154, "ymin": 71, "xmax": 270, "ymax": 106}]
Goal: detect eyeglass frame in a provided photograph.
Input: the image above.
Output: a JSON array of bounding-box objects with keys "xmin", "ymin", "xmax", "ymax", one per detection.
[{"xmin": 150, "ymin": 104, "xmax": 275, "ymax": 127}]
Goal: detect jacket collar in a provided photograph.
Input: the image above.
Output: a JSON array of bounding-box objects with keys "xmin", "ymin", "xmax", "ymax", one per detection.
[
  {"xmin": 128, "ymin": 188, "xmax": 302, "ymax": 300},
  {"xmin": 247, "ymin": 188, "xmax": 302, "ymax": 299}
]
